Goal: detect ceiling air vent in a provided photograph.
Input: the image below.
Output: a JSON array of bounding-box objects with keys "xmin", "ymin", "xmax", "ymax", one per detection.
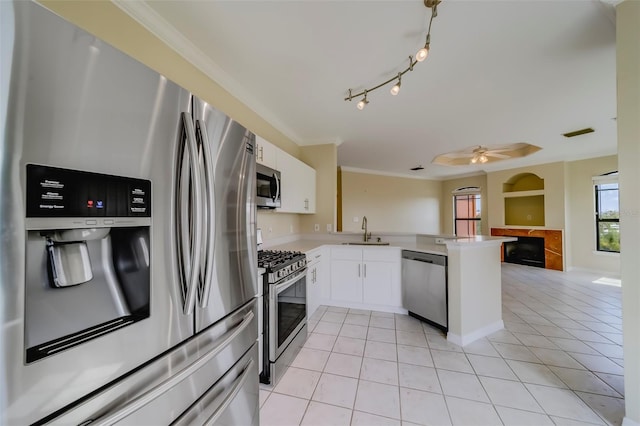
[{"xmin": 563, "ymin": 127, "xmax": 594, "ymax": 138}]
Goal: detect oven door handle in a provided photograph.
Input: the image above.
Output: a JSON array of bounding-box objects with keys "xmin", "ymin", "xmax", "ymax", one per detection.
[{"xmin": 273, "ymin": 268, "xmax": 307, "ymax": 295}]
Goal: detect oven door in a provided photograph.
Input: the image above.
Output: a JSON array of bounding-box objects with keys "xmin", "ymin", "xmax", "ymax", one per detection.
[{"xmin": 269, "ymin": 269, "xmax": 307, "ymax": 360}]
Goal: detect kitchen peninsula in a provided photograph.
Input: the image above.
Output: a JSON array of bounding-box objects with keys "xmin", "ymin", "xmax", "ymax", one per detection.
[{"xmin": 263, "ymin": 233, "xmax": 516, "ymax": 347}]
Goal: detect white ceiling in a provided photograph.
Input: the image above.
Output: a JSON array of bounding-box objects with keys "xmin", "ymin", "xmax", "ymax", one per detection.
[{"xmin": 118, "ymin": 0, "xmax": 618, "ymax": 179}]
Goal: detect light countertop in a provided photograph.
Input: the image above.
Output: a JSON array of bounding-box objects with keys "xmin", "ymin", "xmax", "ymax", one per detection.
[
  {"xmin": 264, "ymin": 239, "xmax": 447, "ymax": 256},
  {"xmin": 261, "ymin": 233, "xmax": 514, "ymax": 257}
]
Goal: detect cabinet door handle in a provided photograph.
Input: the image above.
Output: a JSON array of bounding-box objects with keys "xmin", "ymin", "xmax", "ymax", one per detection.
[
  {"xmin": 364, "ymin": 263, "xmax": 367, "ymax": 278},
  {"xmin": 358, "ymin": 264, "xmax": 361, "ymax": 278},
  {"xmin": 258, "ymin": 145, "xmax": 264, "ymax": 161},
  {"xmin": 304, "ymin": 198, "xmax": 309, "ymax": 210}
]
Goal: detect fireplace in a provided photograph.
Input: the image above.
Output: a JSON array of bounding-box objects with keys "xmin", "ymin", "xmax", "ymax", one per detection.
[
  {"xmin": 491, "ymin": 228, "xmax": 563, "ymax": 271},
  {"xmin": 503, "ymin": 236, "xmax": 545, "ymax": 268}
]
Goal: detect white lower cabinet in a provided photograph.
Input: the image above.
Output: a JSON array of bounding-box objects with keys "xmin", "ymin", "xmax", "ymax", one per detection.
[
  {"xmin": 330, "ymin": 259, "xmax": 363, "ymax": 303},
  {"xmin": 329, "ymin": 246, "xmax": 401, "ymax": 311},
  {"xmin": 362, "ymin": 261, "xmax": 396, "ymax": 305},
  {"xmin": 306, "ymin": 247, "xmax": 327, "ymax": 319}
]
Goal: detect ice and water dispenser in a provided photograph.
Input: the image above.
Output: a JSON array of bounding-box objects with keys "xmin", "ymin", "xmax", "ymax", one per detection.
[{"xmin": 24, "ymin": 165, "xmax": 151, "ymax": 362}]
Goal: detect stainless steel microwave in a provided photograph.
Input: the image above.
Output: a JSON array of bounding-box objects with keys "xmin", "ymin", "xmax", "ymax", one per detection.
[{"xmin": 256, "ymin": 163, "xmax": 281, "ymax": 209}]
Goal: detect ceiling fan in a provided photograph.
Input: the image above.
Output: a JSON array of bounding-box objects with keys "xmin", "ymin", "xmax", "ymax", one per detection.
[{"xmin": 432, "ymin": 143, "xmax": 542, "ymax": 166}]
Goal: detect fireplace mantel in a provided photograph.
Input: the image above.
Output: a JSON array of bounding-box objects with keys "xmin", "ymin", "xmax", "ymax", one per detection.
[{"xmin": 490, "ymin": 228, "xmax": 563, "ymax": 271}]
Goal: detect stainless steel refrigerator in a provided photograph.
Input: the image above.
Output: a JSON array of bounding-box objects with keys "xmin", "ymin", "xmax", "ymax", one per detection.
[{"xmin": 0, "ymin": 1, "xmax": 259, "ymax": 424}]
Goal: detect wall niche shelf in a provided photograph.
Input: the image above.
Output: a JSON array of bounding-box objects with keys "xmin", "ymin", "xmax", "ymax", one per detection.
[
  {"xmin": 503, "ymin": 189, "xmax": 544, "ymax": 198},
  {"xmin": 502, "ymin": 173, "xmax": 545, "ymax": 227}
]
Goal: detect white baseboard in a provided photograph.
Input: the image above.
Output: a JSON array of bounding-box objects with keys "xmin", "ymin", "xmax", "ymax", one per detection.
[
  {"xmin": 319, "ymin": 300, "xmax": 407, "ymax": 315},
  {"xmin": 566, "ymin": 265, "xmax": 621, "ymax": 278},
  {"xmin": 623, "ymin": 417, "xmax": 640, "ymax": 426},
  {"xmin": 447, "ymin": 320, "xmax": 504, "ymax": 347}
]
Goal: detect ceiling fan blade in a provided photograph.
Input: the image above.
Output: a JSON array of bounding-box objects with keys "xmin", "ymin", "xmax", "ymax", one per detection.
[
  {"xmin": 486, "ymin": 152, "xmax": 510, "ymax": 159},
  {"xmin": 443, "ymin": 152, "xmax": 475, "ymax": 158}
]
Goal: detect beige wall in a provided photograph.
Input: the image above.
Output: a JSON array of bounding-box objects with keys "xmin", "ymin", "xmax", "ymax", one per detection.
[
  {"xmin": 300, "ymin": 144, "xmax": 338, "ymax": 234},
  {"xmin": 565, "ymin": 156, "xmax": 619, "ymax": 274},
  {"xmin": 487, "ymin": 162, "xmax": 567, "ymax": 231},
  {"xmin": 441, "ymin": 175, "xmax": 488, "ymax": 235},
  {"xmin": 617, "ymin": 1, "xmax": 640, "ymax": 422},
  {"xmin": 256, "ymin": 211, "xmax": 301, "ymax": 240},
  {"xmin": 341, "ymin": 171, "xmax": 442, "ymax": 234}
]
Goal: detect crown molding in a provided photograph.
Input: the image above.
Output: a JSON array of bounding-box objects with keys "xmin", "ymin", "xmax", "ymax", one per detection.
[
  {"xmin": 112, "ymin": 0, "xmax": 304, "ymax": 145},
  {"xmin": 339, "ymin": 166, "xmax": 488, "ymax": 181},
  {"xmin": 339, "ymin": 166, "xmax": 439, "ymax": 180}
]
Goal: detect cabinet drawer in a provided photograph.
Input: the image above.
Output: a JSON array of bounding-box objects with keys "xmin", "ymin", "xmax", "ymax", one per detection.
[
  {"xmin": 363, "ymin": 247, "xmax": 400, "ymax": 262},
  {"xmin": 331, "ymin": 247, "xmax": 362, "ymax": 261},
  {"xmin": 306, "ymin": 248, "xmax": 323, "ymax": 266}
]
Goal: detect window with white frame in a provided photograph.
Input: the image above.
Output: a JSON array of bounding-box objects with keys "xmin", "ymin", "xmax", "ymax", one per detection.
[
  {"xmin": 594, "ymin": 172, "xmax": 619, "ymax": 253},
  {"xmin": 453, "ymin": 187, "xmax": 481, "ymax": 236}
]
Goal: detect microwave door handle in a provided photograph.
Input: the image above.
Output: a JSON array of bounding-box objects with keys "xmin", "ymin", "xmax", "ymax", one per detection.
[
  {"xmin": 181, "ymin": 112, "xmax": 203, "ymax": 315},
  {"xmin": 274, "ymin": 172, "xmax": 280, "ymax": 203},
  {"xmin": 196, "ymin": 119, "xmax": 216, "ymax": 309}
]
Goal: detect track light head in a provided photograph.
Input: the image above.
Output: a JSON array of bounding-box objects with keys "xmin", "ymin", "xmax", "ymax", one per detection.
[
  {"xmin": 356, "ymin": 92, "xmax": 369, "ymax": 110},
  {"xmin": 416, "ymin": 44, "xmax": 430, "ymax": 62},
  {"xmin": 390, "ymin": 74, "xmax": 402, "ymax": 96}
]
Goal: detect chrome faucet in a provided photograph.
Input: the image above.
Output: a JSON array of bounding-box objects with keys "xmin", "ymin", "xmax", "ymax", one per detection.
[{"xmin": 361, "ymin": 216, "xmax": 371, "ymax": 242}]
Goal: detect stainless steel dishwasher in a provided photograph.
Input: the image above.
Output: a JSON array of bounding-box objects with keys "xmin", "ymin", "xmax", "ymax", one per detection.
[{"xmin": 401, "ymin": 250, "xmax": 448, "ymax": 331}]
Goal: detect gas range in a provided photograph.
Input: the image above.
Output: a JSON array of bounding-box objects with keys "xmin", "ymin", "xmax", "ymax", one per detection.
[
  {"xmin": 258, "ymin": 248, "xmax": 308, "ymax": 386},
  {"xmin": 258, "ymin": 250, "xmax": 307, "ymax": 283}
]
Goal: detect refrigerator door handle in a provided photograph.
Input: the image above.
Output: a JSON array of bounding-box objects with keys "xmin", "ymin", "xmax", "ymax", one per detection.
[
  {"xmin": 179, "ymin": 112, "xmax": 203, "ymax": 316},
  {"xmin": 87, "ymin": 310, "xmax": 255, "ymax": 426},
  {"xmin": 195, "ymin": 119, "xmax": 216, "ymax": 308},
  {"xmin": 173, "ymin": 358, "xmax": 255, "ymax": 426}
]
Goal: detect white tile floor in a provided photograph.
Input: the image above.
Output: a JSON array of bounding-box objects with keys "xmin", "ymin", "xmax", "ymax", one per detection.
[{"xmin": 259, "ymin": 263, "xmax": 625, "ymax": 426}]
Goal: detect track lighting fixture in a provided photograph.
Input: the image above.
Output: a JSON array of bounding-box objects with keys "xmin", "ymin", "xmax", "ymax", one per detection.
[{"xmin": 345, "ymin": 0, "xmax": 441, "ymax": 110}]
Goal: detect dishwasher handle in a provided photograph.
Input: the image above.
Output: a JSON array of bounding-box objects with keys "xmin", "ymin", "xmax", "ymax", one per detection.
[{"xmin": 401, "ymin": 250, "xmax": 447, "ymax": 267}]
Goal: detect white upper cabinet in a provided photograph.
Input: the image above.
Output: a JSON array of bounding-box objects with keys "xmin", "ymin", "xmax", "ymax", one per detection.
[
  {"xmin": 275, "ymin": 149, "xmax": 316, "ymax": 214},
  {"xmin": 255, "ymin": 135, "xmax": 277, "ymax": 169}
]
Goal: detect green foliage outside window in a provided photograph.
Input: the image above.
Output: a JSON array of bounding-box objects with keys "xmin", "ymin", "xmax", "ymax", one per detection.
[{"xmin": 595, "ymin": 180, "xmax": 619, "ymax": 253}]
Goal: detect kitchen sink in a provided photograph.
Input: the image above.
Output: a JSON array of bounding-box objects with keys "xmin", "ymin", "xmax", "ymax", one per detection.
[{"xmin": 342, "ymin": 241, "xmax": 390, "ymax": 246}]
